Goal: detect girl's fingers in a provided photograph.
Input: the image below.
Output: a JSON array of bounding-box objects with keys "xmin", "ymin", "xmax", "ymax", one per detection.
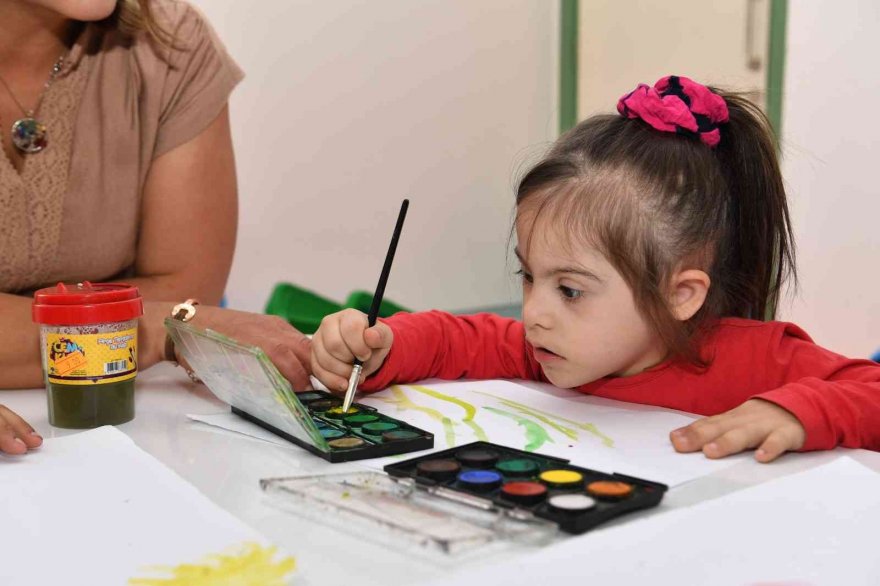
[
  {"xmin": 0, "ymin": 405, "xmax": 42, "ymax": 450},
  {"xmin": 311, "ymin": 336, "xmax": 357, "ymax": 393},
  {"xmin": 364, "ymin": 323, "xmax": 393, "ymax": 351},
  {"xmin": 339, "ymin": 310, "xmax": 372, "ymax": 361},
  {"xmin": 755, "ymin": 429, "xmax": 796, "ymax": 463},
  {"xmin": 312, "ymin": 344, "xmax": 352, "ymax": 390},
  {"xmin": 317, "ymin": 316, "xmax": 357, "ymax": 364},
  {"xmin": 0, "ymin": 432, "xmax": 27, "ymax": 455},
  {"xmin": 670, "ymin": 416, "xmax": 727, "ymax": 453},
  {"xmin": 312, "ymin": 335, "xmax": 359, "ymax": 380},
  {"xmin": 20, "ymin": 430, "xmax": 42, "ymax": 449},
  {"xmin": 311, "ymin": 310, "xmax": 376, "ymax": 393},
  {"xmin": 310, "ymin": 363, "xmax": 349, "ymax": 396},
  {"xmin": 701, "ymin": 426, "xmax": 761, "ymax": 459},
  {"xmin": 0, "ymin": 422, "xmax": 27, "ymax": 456}
]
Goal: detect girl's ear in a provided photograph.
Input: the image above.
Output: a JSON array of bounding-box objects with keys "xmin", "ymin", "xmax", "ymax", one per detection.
[{"xmin": 668, "ymin": 269, "xmax": 711, "ymax": 321}]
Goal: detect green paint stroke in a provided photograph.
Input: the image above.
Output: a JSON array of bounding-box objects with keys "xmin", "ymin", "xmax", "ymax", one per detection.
[
  {"xmin": 374, "ymin": 386, "xmax": 456, "ymax": 446},
  {"xmin": 408, "ymin": 385, "xmax": 489, "ymax": 442},
  {"xmin": 483, "ymin": 407, "xmax": 552, "ymax": 452},
  {"xmin": 476, "ymin": 391, "xmax": 614, "ymax": 448}
]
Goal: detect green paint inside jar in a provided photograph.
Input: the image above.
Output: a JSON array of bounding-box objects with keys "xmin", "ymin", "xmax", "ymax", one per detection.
[{"xmin": 47, "ymin": 379, "xmax": 135, "ymax": 428}]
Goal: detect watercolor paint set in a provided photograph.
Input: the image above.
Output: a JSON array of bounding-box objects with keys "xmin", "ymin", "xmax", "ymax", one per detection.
[
  {"xmin": 385, "ymin": 441, "xmax": 667, "ymax": 534},
  {"xmin": 262, "ymin": 441, "xmax": 667, "ymax": 554},
  {"xmin": 164, "ymin": 319, "xmax": 433, "ymax": 462},
  {"xmin": 234, "ymin": 389, "xmax": 433, "ymax": 461}
]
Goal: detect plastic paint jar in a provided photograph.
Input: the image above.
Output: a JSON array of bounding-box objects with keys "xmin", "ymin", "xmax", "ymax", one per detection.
[{"xmin": 32, "ymin": 282, "xmax": 144, "ymax": 428}]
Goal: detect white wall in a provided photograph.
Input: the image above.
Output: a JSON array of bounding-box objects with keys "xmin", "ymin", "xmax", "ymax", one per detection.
[
  {"xmin": 778, "ymin": 1, "xmax": 880, "ymax": 357},
  {"xmin": 188, "ymin": 1, "xmax": 558, "ymax": 313},
  {"xmin": 578, "ymin": 0, "xmax": 769, "ymax": 118}
]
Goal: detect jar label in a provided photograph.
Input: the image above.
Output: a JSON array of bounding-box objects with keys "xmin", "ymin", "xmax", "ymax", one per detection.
[{"xmin": 45, "ymin": 328, "xmax": 137, "ymax": 385}]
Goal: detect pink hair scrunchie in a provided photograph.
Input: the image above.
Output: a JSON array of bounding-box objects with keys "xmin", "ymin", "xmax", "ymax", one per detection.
[{"xmin": 617, "ymin": 75, "xmax": 729, "ymax": 148}]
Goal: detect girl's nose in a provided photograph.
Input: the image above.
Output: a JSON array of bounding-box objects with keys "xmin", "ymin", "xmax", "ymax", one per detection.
[{"xmin": 522, "ymin": 287, "xmax": 552, "ymax": 330}]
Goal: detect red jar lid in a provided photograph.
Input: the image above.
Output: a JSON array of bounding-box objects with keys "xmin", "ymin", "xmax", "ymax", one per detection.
[{"xmin": 32, "ymin": 281, "xmax": 144, "ymax": 326}]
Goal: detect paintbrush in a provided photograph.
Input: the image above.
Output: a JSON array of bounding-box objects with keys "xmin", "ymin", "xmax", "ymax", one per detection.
[{"xmin": 342, "ymin": 199, "xmax": 409, "ymax": 413}]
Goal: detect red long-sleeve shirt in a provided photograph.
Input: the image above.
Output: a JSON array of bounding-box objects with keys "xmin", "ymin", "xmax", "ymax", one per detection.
[{"xmin": 360, "ymin": 311, "xmax": 880, "ymax": 452}]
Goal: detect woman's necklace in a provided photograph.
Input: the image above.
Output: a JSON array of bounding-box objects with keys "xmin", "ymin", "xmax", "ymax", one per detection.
[{"xmin": 0, "ymin": 54, "xmax": 65, "ymax": 154}]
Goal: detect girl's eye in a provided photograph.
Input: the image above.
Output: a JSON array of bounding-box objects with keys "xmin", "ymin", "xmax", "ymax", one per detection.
[
  {"xmin": 559, "ymin": 285, "xmax": 582, "ymax": 300},
  {"xmin": 514, "ymin": 268, "xmax": 533, "ymax": 284}
]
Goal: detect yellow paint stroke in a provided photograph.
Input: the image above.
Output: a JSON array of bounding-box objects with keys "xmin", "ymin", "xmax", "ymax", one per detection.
[
  {"xmin": 374, "ymin": 386, "xmax": 456, "ymax": 446},
  {"xmin": 408, "ymin": 384, "xmax": 489, "ymax": 442},
  {"xmin": 482, "ymin": 407, "xmax": 553, "ymax": 452},
  {"xmin": 475, "ymin": 391, "xmax": 615, "ymax": 448},
  {"xmin": 129, "ymin": 542, "xmax": 295, "ymax": 586}
]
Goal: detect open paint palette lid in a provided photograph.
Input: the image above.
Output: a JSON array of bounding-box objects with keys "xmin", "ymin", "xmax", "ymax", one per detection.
[
  {"xmin": 165, "ymin": 319, "xmax": 433, "ymax": 461},
  {"xmin": 164, "ymin": 318, "xmax": 327, "ymax": 450}
]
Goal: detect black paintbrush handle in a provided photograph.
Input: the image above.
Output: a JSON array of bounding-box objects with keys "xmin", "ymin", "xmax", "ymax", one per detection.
[{"xmin": 366, "ymin": 199, "xmax": 409, "ymax": 326}]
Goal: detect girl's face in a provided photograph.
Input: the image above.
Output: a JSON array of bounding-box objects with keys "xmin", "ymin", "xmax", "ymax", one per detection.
[{"xmin": 515, "ymin": 210, "xmax": 669, "ymax": 388}]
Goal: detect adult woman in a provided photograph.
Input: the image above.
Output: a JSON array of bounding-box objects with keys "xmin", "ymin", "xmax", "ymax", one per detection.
[{"xmin": 0, "ymin": 0, "xmax": 311, "ymax": 453}]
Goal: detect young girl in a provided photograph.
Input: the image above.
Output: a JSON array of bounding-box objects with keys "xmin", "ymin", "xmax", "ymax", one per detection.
[{"xmin": 310, "ymin": 75, "xmax": 880, "ymax": 463}]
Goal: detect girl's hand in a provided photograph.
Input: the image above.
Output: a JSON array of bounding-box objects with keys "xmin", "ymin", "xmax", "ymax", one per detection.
[
  {"xmin": 670, "ymin": 399, "xmax": 806, "ymax": 463},
  {"xmin": 311, "ymin": 309, "xmax": 393, "ymax": 394},
  {"xmin": 0, "ymin": 405, "xmax": 42, "ymax": 456}
]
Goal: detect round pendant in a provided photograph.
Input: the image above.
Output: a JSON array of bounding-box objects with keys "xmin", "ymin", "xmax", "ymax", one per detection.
[{"xmin": 11, "ymin": 117, "xmax": 48, "ymax": 154}]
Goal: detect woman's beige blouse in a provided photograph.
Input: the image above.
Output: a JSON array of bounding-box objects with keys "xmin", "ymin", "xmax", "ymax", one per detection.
[{"xmin": 0, "ymin": 0, "xmax": 243, "ymax": 294}]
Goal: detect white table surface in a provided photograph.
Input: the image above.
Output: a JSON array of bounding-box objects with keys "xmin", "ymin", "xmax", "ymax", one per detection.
[{"xmin": 3, "ymin": 363, "xmax": 879, "ymax": 585}]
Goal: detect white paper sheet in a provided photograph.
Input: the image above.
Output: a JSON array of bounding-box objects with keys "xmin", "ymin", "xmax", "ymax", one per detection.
[
  {"xmin": 0, "ymin": 427, "xmax": 293, "ymax": 586},
  {"xmin": 359, "ymin": 379, "xmax": 748, "ymax": 485},
  {"xmin": 187, "ymin": 411, "xmax": 292, "ymax": 447},
  {"xmin": 192, "ymin": 378, "xmax": 748, "ymax": 486},
  {"xmin": 422, "ymin": 456, "xmax": 880, "ymax": 586}
]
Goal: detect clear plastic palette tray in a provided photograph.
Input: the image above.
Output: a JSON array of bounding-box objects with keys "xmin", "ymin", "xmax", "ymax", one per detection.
[{"xmin": 260, "ymin": 470, "xmax": 559, "ymax": 557}]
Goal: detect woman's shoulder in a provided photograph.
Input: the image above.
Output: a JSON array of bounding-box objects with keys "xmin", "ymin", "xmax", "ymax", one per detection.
[
  {"xmin": 149, "ymin": 0, "xmax": 218, "ymax": 43},
  {"xmin": 87, "ymin": 0, "xmax": 228, "ymax": 69},
  {"xmin": 82, "ymin": 0, "xmax": 242, "ymax": 114}
]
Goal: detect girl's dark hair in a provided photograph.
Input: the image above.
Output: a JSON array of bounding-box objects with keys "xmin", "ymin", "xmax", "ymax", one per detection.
[{"xmin": 515, "ymin": 90, "xmax": 796, "ymax": 365}]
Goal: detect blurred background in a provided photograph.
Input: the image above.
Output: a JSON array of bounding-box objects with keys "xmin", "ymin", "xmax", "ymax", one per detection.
[{"xmin": 190, "ymin": 0, "xmax": 879, "ymax": 358}]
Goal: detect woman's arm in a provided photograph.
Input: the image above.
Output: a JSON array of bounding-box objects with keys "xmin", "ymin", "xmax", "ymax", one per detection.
[
  {"xmin": 128, "ymin": 105, "xmax": 238, "ymax": 308},
  {"xmin": 0, "ymin": 293, "xmax": 43, "ymax": 389},
  {"xmin": 131, "ymin": 103, "xmax": 236, "ymax": 371},
  {"xmin": 132, "ymin": 105, "xmax": 312, "ymax": 389},
  {"xmin": 1, "ymin": 105, "xmax": 311, "ymax": 390}
]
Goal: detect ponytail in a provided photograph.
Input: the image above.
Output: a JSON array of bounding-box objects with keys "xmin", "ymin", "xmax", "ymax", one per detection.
[{"xmin": 712, "ymin": 93, "xmax": 796, "ymax": 320}]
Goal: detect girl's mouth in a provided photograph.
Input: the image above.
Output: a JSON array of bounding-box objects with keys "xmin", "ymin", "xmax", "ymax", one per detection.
[{"xmin": 532, "ymin": 346, "xmax": 563, "ymax": 363}]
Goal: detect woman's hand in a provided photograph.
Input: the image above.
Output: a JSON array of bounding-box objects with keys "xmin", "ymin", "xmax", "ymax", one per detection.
[
  {"xmin": 194, "ymin": 306, "xmax": 314, "ymax": 391},
  {"xmin": 140, "ymin": 302, "xmax": 313, "ymax": 390},
  {"xmin": 670, "ymin": 399, "xmax": 806, "ymax": 463},
  {"xmin": 0, "ymin": 405, "xmax": 42, "ymax": 455},
  {"xmin": 311, "ymin": 309, "xmax": 393, "ymax": 394}
]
